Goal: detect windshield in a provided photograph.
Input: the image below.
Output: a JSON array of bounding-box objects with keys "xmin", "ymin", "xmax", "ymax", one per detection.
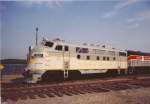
[{"xmin": 45, "ymin": 41, "xmax": 54, "ymax": 47}]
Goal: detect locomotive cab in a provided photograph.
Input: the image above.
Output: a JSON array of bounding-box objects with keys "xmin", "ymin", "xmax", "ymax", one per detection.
[
  {"xmin": 24, "ymin": 39, "xmax": 59, "ymax": 83},
  {"xmin": 25, "ymin": 45, "xmax": 50, "ymax": 83}
]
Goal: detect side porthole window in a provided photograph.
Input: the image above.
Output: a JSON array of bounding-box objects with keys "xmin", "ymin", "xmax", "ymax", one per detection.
[
  {"xmin": 87, "ymin": 56, "xmax": 90, "ymax": 60},
  {"xmin": 97, "ymin": 56, "xmax": 100, "ymax": 60},
  {"xmin": 107, "ymin": 57, "xmax": 109, "ymax": 61},
  {"xmin": 103, "ymin": 57, "xmax": 106, "ymax": 61},
  {"xmin": 77, "ymin": 55, "xmax": 80, "ymax": 59},
  {"xmin": 64, "ymin": 46, "xmax": 69, "ymax": 51},
  {"xmin": 113, "ymin": 57, "xmax": 116, "ymax": 61}
]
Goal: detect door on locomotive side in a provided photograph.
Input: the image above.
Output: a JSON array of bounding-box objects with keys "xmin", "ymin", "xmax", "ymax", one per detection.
[
  {"xmin": 118, "ymin": 52, "xmax": 121, "ymax": 70},
  {"xmin": 63, "ymin": 45, "xmax": 70, "ymax": 78},
  {"xmin": 118, "ymin": 51, "xmax": 127, "ymax": 74}
]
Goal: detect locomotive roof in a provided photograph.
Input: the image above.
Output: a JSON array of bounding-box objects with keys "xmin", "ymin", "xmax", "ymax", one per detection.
[
  {"xmin": 49, "ymin": 39, "xmax": 126, "ymax": 52},
  {"xmin": 127, "ymin": 50, "xmax": 150, "ymax": 56}
]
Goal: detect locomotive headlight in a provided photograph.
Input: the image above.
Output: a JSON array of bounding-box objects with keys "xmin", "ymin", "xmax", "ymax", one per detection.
[
  {"xmin": 28, "ymin": 53, "xmax": 44, "ymax": 65},
  {"xmin": 32, "ymin": 53, "xmax": 44, "ymax": 58}
]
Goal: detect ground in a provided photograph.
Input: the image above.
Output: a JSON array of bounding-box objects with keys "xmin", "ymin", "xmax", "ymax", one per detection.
[
  {"xmin": 1, "ymin": 87, "xmax": 150, "ymax": 104},
  {"xmin": 1, "ymin": 74, "xmax": 150, "ymax": 104}
]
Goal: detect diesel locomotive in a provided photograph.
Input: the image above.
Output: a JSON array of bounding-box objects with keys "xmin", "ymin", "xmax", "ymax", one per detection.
[{"xmin": 23, "ymin": 38, "xmax": 150, "ymax": 83}]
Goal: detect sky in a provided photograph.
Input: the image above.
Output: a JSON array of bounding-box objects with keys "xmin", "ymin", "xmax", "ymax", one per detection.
[{"xmin": 1, "ymin": 0, "xmax": 150, "ymax": 59}]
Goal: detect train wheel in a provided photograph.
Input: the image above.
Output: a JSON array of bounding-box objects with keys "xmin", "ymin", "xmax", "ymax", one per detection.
[
  {"xmin": 117, "ymin": 69, "xmax": 121, "ymax": 75},
  {"xmin": 124, "ymin": 69, "xmax": 128, "ymax": 75},
  {"xmin": 63, "ymin": 70, "xmax": 69, "ymax": 79}
]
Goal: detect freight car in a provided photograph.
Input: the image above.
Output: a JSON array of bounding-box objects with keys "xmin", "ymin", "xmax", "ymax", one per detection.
[
  {"xmin": 24, "ymin": 38, "xmax": 128, "ymax": 83},
  {"xmin": 127, "ymin": 50, "xmax": 150, "ymax": 74}
]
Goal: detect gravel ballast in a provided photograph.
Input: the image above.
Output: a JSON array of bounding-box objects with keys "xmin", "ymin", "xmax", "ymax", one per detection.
[{"xmin": 3, "ymin": 87, "xmax": 150, "ymax": 104}]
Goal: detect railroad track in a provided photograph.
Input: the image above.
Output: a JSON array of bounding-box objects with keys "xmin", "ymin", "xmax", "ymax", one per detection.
[
  {"xmin": 1, "ymin": 73, "xmax": 150, "ymax": 89},
  {"xmin": 1, "ymin": 74, "xmax": 150, "ymax": 102}
]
